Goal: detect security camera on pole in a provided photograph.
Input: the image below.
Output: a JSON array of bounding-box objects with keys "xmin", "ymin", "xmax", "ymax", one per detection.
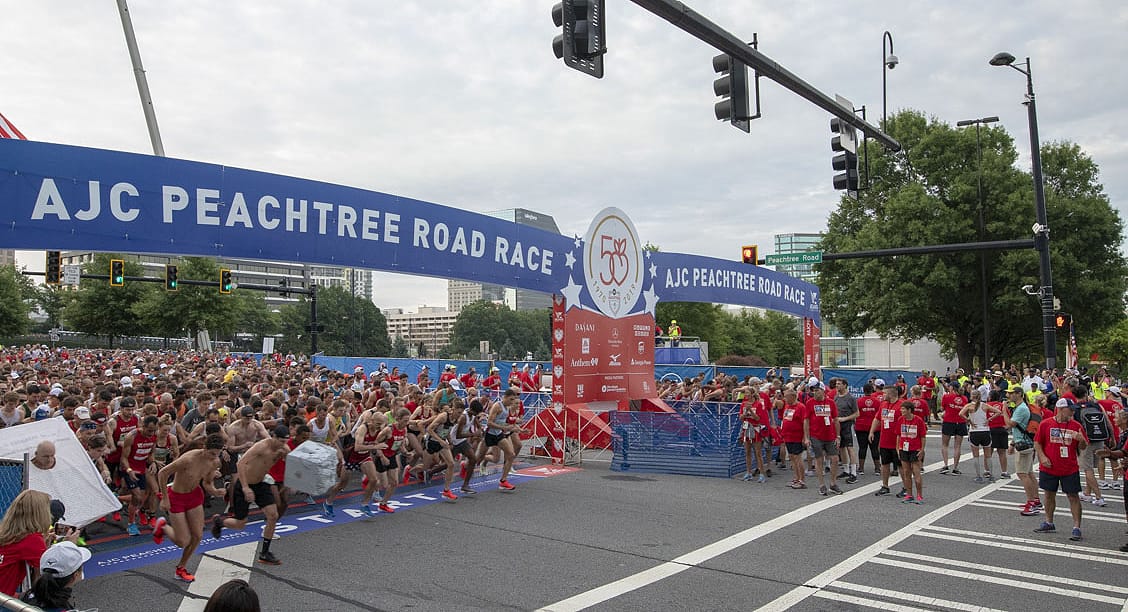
[{"xmin": 831, "ymin": 95, "xmax": 859, "ymax": 197}]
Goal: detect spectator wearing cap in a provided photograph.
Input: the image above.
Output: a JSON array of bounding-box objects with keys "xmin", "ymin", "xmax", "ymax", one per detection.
[
  {"xmin": 21, "ymin": 540, "xmax": 92, "ymax": 610},
  {"xmin": 416, "ymin": 366, "xmax": 431, "ymax": 390},
  {"xmin": 1033, "ymin": 398, "xmax": 1089, "ymax": 540},
  {"xmin": 1096, "ymin": 386, "xmax": 1125, "ymax": 489},
  {"xmin": 460, "ymin": 367, "xmax": 478, "ymax": 390},
  {"xmin": 482, "ymin": 367, "xmax": 502, "ymax": 392}
]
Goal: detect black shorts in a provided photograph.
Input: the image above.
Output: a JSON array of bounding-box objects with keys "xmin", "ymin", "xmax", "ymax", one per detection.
[
  {"xmin": 880, "ymin": 447, "xmax": 899, "ymax": 466},
  {"xmin": 484, "ymin": 432, "xmax": 506, "ymax": 448},
  {"xmin": 989, "ymin": 428, "xmax": 1009, "ymax": 450},
  {"xmin": 941, "ymin": 422, "xmax": 969, "ymax": 437},
  {"xmin": 785, "ymin": 442, "xmax": 806, "ymax": 456},
  {"xmin": 451, "ymin": 440, "xmax": 472, "ymax": 458},
  {"xmin": 425, "ymin": 438, "xmax": 445, "ymax": 454},
  {"xmin": 838, "ymin": 423, "xmax": 854, "ymax": 448},
  {"xmin": 231, "ymin": 480, "xmax": 275, "ymax": 520},
  {"xmin": 373, "ymin": 454, "xmax": 400, "ymax": 473},
  {"xmin": 1039, "ymin": 471, "xmax": 1082, "ymax": 495},
  {"xmin": 898, "ymin": 450, "xmax": 921, "ymax": 464},
  {"xmin": 123, "ymin": 471, "xmax": 147, "ymax": 491},
  {"xmin": 969, "ymin": 431, "xmax": 992, "ymax": 447}
]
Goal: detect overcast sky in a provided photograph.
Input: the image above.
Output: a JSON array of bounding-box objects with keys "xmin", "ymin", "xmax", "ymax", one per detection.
[{"xmin": 4, "ymin": 1, "xmax": 1126, "ymax": 311}]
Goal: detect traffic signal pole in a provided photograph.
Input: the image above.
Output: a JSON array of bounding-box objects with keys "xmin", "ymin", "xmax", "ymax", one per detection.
[{"xmin": 629, "ymin": 0, "xmax": 901, "ymax": 151}]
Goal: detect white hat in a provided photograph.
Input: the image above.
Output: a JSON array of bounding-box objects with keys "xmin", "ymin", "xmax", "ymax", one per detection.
[
  {"xmin": 1055, "ymin": 398, "xmax": 1076, "ymax": 409},
  {"xmin": 103, "ymin": 369, "xmax": 113, "ymax": 377},
  {"xmin": 40, "ymin": 541, "xmax": 91, "ymax": 576},
  {"xmin": 159, "ymin": 363, "xmax": 168, "ymax": 369},
  {"xmin": 1109, "ymin": 386, "xmax": 1122, "ymax": 396},
  {"xmin": 51, "ymin": 382, "xmax": 63, "ymax": 390},
  {"xmin": 120, "ymin": 376, "xmax": 133, "ymax": 388},
  {"xmin": 9, "ymin": 371, "xmax": 18, "ymax": 379},
  {"xmin": 354, "ymin": 365, "xmax": 364, "ymax": 372},
  {"xmin": 131, "ymin": 368, "xmax": 141, "ymax": 375},
  {"xmin": 807, "ymin": 376, "xmax": 820, "ymax": 386},
  {"xmin": 75, "ymin": 406, "xmax": 91, "ymax": 419},
  {"xmin": 48, "ymin": 388, "xmax": 63, "ymax": 397},
  {"xmin": 873, "ymin": 378, "xmax": 886, "ymax": 387}
]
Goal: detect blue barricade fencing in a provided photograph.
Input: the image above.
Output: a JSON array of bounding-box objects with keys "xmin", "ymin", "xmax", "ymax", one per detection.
[
  {"xmin": 0, "ymin": 454, "xmax": 29, "ymax": 520},
  {"xmin": 609, "ymin": 410, "xmax": 744, "ymax": 478}
]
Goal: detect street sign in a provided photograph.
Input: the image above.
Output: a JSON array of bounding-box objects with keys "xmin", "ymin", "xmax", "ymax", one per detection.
[
  {"xmin": 62, "ymin": 264, "xmax": 81, "ymax": 286},
  {"xmin": 765, "ymin": 251, "xmax": 823, "ymax": 266}
]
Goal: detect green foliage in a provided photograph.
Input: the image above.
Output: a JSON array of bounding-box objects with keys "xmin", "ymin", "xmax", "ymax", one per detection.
[
  {"xmin": 1091, "ymin": 318, "xmax": 1128, "ymax": 373},
  {"xmin": 819, "ymin": 110, "xmax": 1128, "ymax": 369},
  {"xmin": 275, "ymin": 286, "xmax": 389, "ymax": 356},
  {"xmin": 391, "ymin": 334, "xmax": 409, "ymax": 358},
  {"xmin": 65, "ymin": 254, "xmax": 153, "ymax": 342},
  {"xmin": 0, "ymin": 266, "xmax": 31, "ymax": 337},
  {"xmin": 448, "ymin": 301, "xmax": 550, "ymax": 359}
]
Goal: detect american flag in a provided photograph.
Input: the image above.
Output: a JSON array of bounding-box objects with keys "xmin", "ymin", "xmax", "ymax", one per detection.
[
  {"xmin": 1067, "ymin": 322, "xmax": 1078, "ymax": 370},
  {"xmin": 0, "ymin": 111, "xmax": 26, "ymax": 140}
]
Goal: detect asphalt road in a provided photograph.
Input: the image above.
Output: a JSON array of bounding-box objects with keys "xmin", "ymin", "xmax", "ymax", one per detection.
[{"xmin": 73, "ymin": 434, "xmax": 1128, "ymax": 611}]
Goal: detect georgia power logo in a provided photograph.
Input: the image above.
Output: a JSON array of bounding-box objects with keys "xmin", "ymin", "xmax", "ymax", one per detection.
[{"xmin": 583, "ymin": 207, "xmax": 643, "ymax": 318}]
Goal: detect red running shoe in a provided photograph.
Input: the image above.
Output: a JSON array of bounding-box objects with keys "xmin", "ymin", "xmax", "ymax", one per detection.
[
  {"xmin": 152, "ymin": 517, "xmax": 167, "ymax": 545},
  {"xmin": 378, "ymin": 503, "xmax": 395, "ymax": 514},
  {"xmin": 498, "ymin": 480, "xmax": 515, "ymax": 491},
  {"xmin": 175, "ymin": 566, "xmax": 195, "ymax": 583},
  {"xmin": 441, "ymin": 489, "xmax": 458, "ymax": 501}
]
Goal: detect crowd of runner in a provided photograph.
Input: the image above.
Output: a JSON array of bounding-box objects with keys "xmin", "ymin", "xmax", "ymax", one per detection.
[{"xmin": 0, "ymin": 345, "xmax": 531, "ymax": 586}]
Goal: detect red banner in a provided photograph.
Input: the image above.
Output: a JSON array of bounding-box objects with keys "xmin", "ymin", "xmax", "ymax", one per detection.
[
  {"xmin": 548, "ymin": 294, "xmax": 567, "ymax": 462},
  {"xmin": 803, "ymin": 318, "xmax": 821, "ymax": 380},
  {"xmin": 560, "ymin": 308, "xmax": 655, "ymax": 403}
]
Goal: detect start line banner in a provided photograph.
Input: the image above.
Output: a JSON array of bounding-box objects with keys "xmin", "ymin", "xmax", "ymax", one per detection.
[{"xmin": 0, "ymin": 140, "xmax": 818, "ymax": 325}]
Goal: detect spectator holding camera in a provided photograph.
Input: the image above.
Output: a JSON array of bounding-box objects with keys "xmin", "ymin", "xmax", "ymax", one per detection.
[
  {"xmin": 0, "ymin": 489, "xmax": 79, "ymax": 597},
  {"xmin": 20, "ymin": 541, "xmax": 91, "ymax": 611}
]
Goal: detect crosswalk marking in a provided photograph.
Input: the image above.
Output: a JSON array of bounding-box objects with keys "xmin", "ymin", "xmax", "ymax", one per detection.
[
  {"xmin": 811, "ymin": 590, "xmax": 932, "ymax": 612},
  {"xmin": 831, "ymin": 581, "xmax": 1011, "ymax": 612},
  {"xmin": 882, "ymin": 550, "xmax": 1128, "ymax": 596},
  {"xmin": 921, "ymin": 525, "xmax": 1128, "ymax": 557},
  {"xmin": 971, "ymin": 499, "xmax": 1127, "ymax": 522},
  {"xmin": 914, "ymin": 531, "xmax": 1128, "ymax": 565}
]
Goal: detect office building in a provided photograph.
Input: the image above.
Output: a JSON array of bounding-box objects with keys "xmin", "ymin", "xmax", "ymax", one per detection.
[
  {"xmin": 384, "ymin": 306, "xmax": 459, "ymax": 357},
  {"xmin": 772, "ymin": 233, "xmax": 822, "ymax": 284}
]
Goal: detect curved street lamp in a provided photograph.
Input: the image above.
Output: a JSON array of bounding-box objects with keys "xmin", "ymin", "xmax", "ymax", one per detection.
[
  {"xmin": 882, "ymin": 31, "xmax": 898, "ymax": 127},
  {"xmin": 989, "ymin": 51, "xmax": 1056, "ymax": 370}
]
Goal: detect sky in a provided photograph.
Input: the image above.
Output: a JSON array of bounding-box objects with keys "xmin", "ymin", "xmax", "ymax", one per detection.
[{"xmin": 4, "ymin": 1, "xmax": 1126, "ymax": 312}]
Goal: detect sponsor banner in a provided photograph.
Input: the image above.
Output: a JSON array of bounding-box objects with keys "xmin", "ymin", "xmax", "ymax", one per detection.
[
  {"xmin": 803, "ymin": 318, "xmax": 821, "ymax": 380},
  {"xmin": 549, "ymin": 294, "xmax": 567, "ymax": 462},
  {"xmin": 0, "ymin": 142, "xmax": 818, "ymax": 324},
  {"xmin": 563, "ymin": 308, "xmax": 654, "ymax": 403}
]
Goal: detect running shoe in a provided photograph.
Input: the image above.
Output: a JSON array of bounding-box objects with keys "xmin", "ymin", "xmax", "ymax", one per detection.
[
  {"xmin": 1033, "ymin": 522, "xmax": 1056, "ymax": 533},
  {"xmin": 829, "ymin": 484, "xmax": 843, "ymax": 495},
  {"xmin": 974, "ymin": 476, "xmax": 985, "ymax": 484},
  {"xmin": 305, "ymin": 494, "xmax": 317, "ymax": 505},
  {"xmin": 951, "ymin": 469, "xmax": 962, "ymax": 475},
  {"xmin": 916, "ymin": 495, "xmax": 924, "ymax": 504},
  {"xmin": 805, "ymin": 469, "xmax": 816, "ymax": 477},
  {"xmin": 757, "ymin": 474, "xmax": 766, "ymax": 484},
  {"xmin": 442, "ymin": 489, "xmax": 458, "ymax": 501},
  {"xmin": 742, "ymin": 473, "xmax": 753, "ymax": 482},
  {"xmin": 939, "ymin": 466, "xmax": 950, "ymax": 475},
  {"xmin": 1120, "ymin": 543, "xmax": 1128, "ymax": 553},
  {"xmin": 837, "ymin": 472, "xmax": 850, "ymax": 479},
  {"xmin": 1032, "ymin": 499, "xmax": 1044, "ymax": 509},
  {"xmin": 359, "ymin": 505, "xmax": 376, "ymax": 517},
  {"xmin": 789, "ymin": 481, "xmax": 807, "ymax": 490},
  {"xmin": 818, "ymin": 485, "xmax": 828, "ymax": 496},
  {"xmin": 126, "ymin": 523, "xmax": 140, "ymax": 536},
  {"xmin": 765, "ymin": 469, "xmax": 773, "ymax": 477},
  {"xmin": 983, "ymin": 471, "xmax": 991, "ymax": 479},
  {"xmin": 152, "ymin": 517, "xmax": 167, "ymax": 545},
  {"xmin": 856, "ymin": 468, "xmax": 864, "ymax": 476},
  {"xmin": 1099, "ymin": 481, "xmax": 1112, "ymax": 490},
  {"xmin": 1092, "ymin": 497, "xmax": 1108, "ymax": 507},
  {"xmin": 875, "ymin": 486, "xmax": 890, "ymax": 496},
  {"xmin": 210, "ymin": 514, "xmax": 224, "ymax": 540},
  {"xmin": 460, "ymin": 487, "xmax": 478, "ymax": 495},
  {"xmin": 1113, "ymin": 482, "xmax": 1123, "ymax": 490},
  {"xmin": 1020, "ymin": 501, "xmax": 1041, "ymax": 517},
  {"xmin": 378, "ymin": 503, "xmax": 395, "ymax": 513},
  {"xmin": 845, "ymin": 475, "xmax": 858, "ymax": 485},
  {"xmin": 1000, "ymin": 472, "xmax": 1010, "ymax": 479},
  {"xmin": 321, "ymin": 502, "xmax": 334, "ymax": 518},
  {"xmin": 1070, "ymin": 527, "xmax": 1083, "ymax": 541},
  {"xmin": 498, "ymin": 480, "xmax": 516, "ymax": 491},
  {"xmin": 1079, "ymin": 493, "xmax": 1093, "ymax": 502},
  {"xmin": 898, "ymin": 488, "xmax": 908, "ymax": 498},
  {"xmin": 112, "ymin": 511, "xmax": 122, "ymax": 522},
  {"xmin": 257, "ymin": 551, "xmax": 281, "ymax": 565},
  {"xmin": 175, "ymin": 566, "xmax": 196, "ymax": 583},
  {"xmin": 901, "ymin": 496, "xmax": 915, "ymax": 504}
]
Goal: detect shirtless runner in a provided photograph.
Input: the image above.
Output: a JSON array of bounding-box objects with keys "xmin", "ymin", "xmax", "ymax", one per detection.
[
  {"xmin": 152, "ymin": 434, "xmax": 226, "ymax": 582},
  {"xmin": 211, "ymin": 425, "xmax": 291, "ymax": 565}
]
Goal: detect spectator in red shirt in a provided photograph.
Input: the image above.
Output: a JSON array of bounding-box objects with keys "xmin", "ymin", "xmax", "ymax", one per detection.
[
  {"xmin": 439, "ymin": 365, "xmax": 457, "ymax": 386},
  {"xmin": 459, "ymin": 367, "xmax": 478, "ymax": 390},
  {"xmin": 804, "ymin": 382, "xmax": 842, "ymax": 495},
  {"xmin": 869, "ymin": 385, "xmax": 903, "ymax": 496},
  {"xmin": 482, "ymin": 367, "xmax": 502, "ymax": 392},
  {"xmin": 779, "ymin": 388, "xmax": 808, "ymax": 489},
  {"xmin": 0, "ymin": 490, "xmax": 58, "ymax": 596},
  {"xmin": 939, "ymin": 380, "xmax": 968, "ymax": 474},
  {"xmin": 896, "ymin": 401, "xmax": 927, "ymax": 504},
  {"xmin": 1034, "ymin": 398, "xmax": 1089, "ymax": 540},
  {"xmin": 416, "ymin": 366, "xmax": 431, "ymax": 390},
  {"xmin": 854, "ymin": 382, "xmax": 881, "ymax": 475}
]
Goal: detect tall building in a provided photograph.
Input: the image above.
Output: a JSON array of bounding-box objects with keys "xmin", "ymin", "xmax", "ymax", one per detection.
[
  {"xmin": 59, "ymin": 252, "xmax": 374, "ymax": 308},
  {"xmin": 0, "ymin": 250, "xmax": 15, "ymax": 267},
  {"xmin": 772, "ymin": 233, "xmax": 822, "ymax": 284},
  {"xmin": 384, "ymin": 306, "xmax": 460, "ymax": 357},
  {"xmin": 447, "ymin": 207, "xmax": 561, "ymax": 312}
]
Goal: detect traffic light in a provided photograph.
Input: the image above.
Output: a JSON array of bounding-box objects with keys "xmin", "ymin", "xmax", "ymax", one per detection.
[
  {"xmin": 713, "ymin": 53, "xmax": 750, "ymax": 133},
  {"xmin": 45, "ymin": 251, "xmax": 61, "ymax": 285},
  {"xmin": 831, "ymin": 117, "xmax": 859, "ymax": 191},
  {"xmin": 110, "ymin": 259, "xmax": 125, "ymax": 286},
  {"xmin": 164, "ymin": 264, "xmax": 178, "ymax": 291},
  {"xmin": 219, "ymin": 269, "xmax": 232, "ymax": 294},
  {"xmin": 552, "ymin": 0, "xmax": 605, "ymax": 78},
  {"xmin": 1055, "ymin": 313, "xmax": 1071, "ymax": 329},
  {"xmin": 741, "ymin": 245, "xmax": 758, "ymax": 265}
]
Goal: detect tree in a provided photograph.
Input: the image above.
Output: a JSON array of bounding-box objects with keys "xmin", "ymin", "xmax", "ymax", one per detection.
[
  {"xmin": 416, "ymin": 341, "xmax": 428, "ymax": 358},
  {"xmin": 655, "ymin": 302, "xmax": 724, "ymax": 348},
  {"xmin": 819, "ymin": 110, "xmax": 1128, "ymax": 370},
  {"xmin": 448, "ymin": 301, "xmax": 550, "ymax": 359},
  {"xmin": 134, "ymin": 257, "xmax": 244, "ymax": 343},
  {"xmin": 65, "ymin": 254, "xmax": 153, "ymax": 344},
  {"xmin": 1091, "ymin": 318, "xmax": 1128, "ymax": 373},
  {"xmin": 275, "ymin": 286, "xmax": 389, "ymax": 356},
  {"xmin": 35, "ymin": 285, "xmax": 70, "ymax": 331},
  {"xmin": 391, "ymin": 334, "xmax": 409, "ymax": 358},
  {"xmin": 0, "ymin": 266, "xmax": 31, "ymax": 337}
]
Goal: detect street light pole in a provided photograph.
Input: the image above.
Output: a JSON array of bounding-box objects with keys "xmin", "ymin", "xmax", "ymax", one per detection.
[
  {"xmin": 956, "ymin": 116, "xmax": 1000, "ymax": 370},
  {"xmin": 990, "ymin": 52, "xmax": 1056, "ymax": 370},
  {"xmin": 882, "ymin": 31, "xmax": 898, "ymax": 127}
]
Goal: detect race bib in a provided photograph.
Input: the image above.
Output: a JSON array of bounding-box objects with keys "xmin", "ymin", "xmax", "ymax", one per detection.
[
  {"xmin": 824, "ymin": 417, "xmax": 831, "ymax": 426},
  {"xmin": 1059, "ymin": 446, "xmax": 1069, "ymax": 458},
  {"xmin": 902, "ymin": 441, "xmax": 909, "ymax": 451},
  {"xmin": 884, "ymin": 420, "xmax": 890, "ymax": 429}
]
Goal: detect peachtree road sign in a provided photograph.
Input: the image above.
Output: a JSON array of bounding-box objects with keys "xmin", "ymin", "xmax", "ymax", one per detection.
[{"xmin": 765, "ymin": 251, "xmax": 823, "ymax": 265}]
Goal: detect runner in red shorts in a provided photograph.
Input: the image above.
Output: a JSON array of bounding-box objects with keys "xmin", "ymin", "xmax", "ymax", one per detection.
[{"xmin": 152, "ymin": 434, "xmax": 226, "ymax": 582}]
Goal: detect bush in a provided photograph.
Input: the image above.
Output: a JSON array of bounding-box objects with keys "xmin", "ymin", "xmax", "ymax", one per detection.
[{"xmin": 713, "ymin": 354, "xmax": 769, "ymax": 366}]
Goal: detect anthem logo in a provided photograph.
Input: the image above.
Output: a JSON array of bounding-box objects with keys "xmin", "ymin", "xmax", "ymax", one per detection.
[{"xmin": 583, "ymin": 207, "xmax": 644, "ymax": 319}]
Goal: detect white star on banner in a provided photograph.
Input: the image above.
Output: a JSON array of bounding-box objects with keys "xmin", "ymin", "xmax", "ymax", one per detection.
[
  {"xmin": 574, "ymin": 235, "xmax": 582, "ymax": 249},
  {"xmin": 561, "ymin": 276, "xmax": 583, "ymax": 311},
  {"xmin": 642, "ymin": 285, "xmax": 659, "ymax": 316},
  {"xmin": 565, "ymin": 250, "xmax": 576, "ymax": 270},
  {"xmin": 649, "ymin": 262, "xmax": 657, "ymax": 279}
]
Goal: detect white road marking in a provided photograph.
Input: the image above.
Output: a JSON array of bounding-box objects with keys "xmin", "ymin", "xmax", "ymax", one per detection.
[
  {"xmin": 756, "ymin": 477, "xmax": 1007, "ymax": 611},
  {"xmin": 867, "ymin": 556, "xmax": 1125, "ymax": 605},
  {"xmin": 812, "ymin": 590, "xmax": 932, "ymax": 612},
  {"xmin": 538, "ymin": 453, "xmax": 977, "ymax": 612},
  {"xmin": 177, "ymin": 541, "xmax": 258, "ymax": 612},
  {"xmin": 971, "ymin": 499, "xmax": 1127, "ymax": 521},
  {"xmin": 913, "ymin": 531, "xmax": 1128, "ymax": 565},
  {"xmin": 832, "ymin": 581, "xmax": 1010, "ymax": 612},
  {"xmin": 921, "ymin": 525, "xmax": 1128, "ymax": 557},
  {"xmin": 883, "ymin": 550, "xmax": 1128, "ymax": 595}
]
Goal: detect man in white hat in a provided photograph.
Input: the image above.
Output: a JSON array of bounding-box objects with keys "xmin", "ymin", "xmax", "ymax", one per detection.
[
  {"xmin": 482, "ymin": 367, "xmax": 502, "ymax": 392},
  {"xmin": 1033, "ymin": 398, "xmax": 1088, "ymax": 541}
]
